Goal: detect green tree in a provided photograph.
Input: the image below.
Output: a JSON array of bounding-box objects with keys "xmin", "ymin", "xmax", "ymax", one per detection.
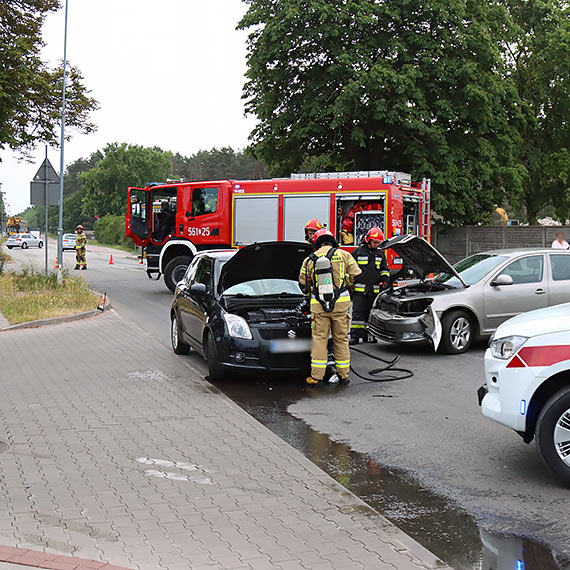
[
  {"xmin": 239, "ymin": 0, "xmax": 526, "ymax": 224},
  {"xmin": 0, "ymin": 1, "xmax": 98, "ymax": 156},
  {"xmin": 504, "ymin": 0, "xmax": 570, "ymax": 223},
  {"xmin": 81, "ymin": 143, "xmax": 172, "ymax": 217},
  {"xmin": 171, "ymin": 147, "xmax": 268, "ymax": 181}
]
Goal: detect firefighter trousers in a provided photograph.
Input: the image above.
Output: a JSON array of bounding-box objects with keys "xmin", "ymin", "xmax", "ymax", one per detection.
[
  {"xmin": 350, "ymin": 294, "xmax": 375, "ymax": 341},
  {"xmin": 311, "ymin": 303, "xmax": 351, "ymax": 381},
  {"xmin": 75, "ymin": 247, "xmax": 86, "ymax": 269}
]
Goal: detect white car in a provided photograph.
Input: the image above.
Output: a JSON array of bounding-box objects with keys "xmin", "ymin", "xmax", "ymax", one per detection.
[
  {"xmin": 5, "ymin": 233, "xmax": 44, "ymax": 249},
  {"xmin": 62, "ymin": 233, "xmax": 77, "ymax": 251},
  {"xmin": 479, "ymin": 303, "xmax": 570, "ymax": 484}
]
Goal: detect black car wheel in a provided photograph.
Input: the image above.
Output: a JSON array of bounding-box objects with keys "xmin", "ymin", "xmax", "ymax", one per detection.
[
  {"xmin": 440, "ymin": 310, "xmax": 473, "ymax": 354},
  {"xmin": 164, "ymin": 255, "xmax": 193, "ymax": 293},
  {"xmin": 21, "ymin": 242, "xmax": 28, "ymax": 250},
  {"xmin": 206, "ymin": 332, "xmax": 224, "ymax": 381},
  {"xmin": 171, "ymin": 312, "xmax": 190, "ymax": 355},
  {"xmin": 536, "ymin": 387, "xmax": 570, "ymax": 486},
  {"xmin": 38, "ymin": 241, "xmax": 43, "ymax": 249},
  {"xmin": 6, "ymin": 246, "xmax": 12, "ymax": 250}
]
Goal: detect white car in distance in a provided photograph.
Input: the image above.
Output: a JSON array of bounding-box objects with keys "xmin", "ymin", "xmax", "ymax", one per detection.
[{"xmin": 479, "ymin": 303, "xmax": 570, "ymax": 484}]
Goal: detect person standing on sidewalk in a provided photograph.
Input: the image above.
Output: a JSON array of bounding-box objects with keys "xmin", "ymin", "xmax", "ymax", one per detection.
[
  {"xmin": 74, "ymin": 225, "xmax": 87, "ymax": 270},
  {"xmin": 299, "ymin": 229, "xmax": 361, "ymax": 385},
  {"xmin": 350, "ymin": 227, "xmax": 390, "ymax": 345}
]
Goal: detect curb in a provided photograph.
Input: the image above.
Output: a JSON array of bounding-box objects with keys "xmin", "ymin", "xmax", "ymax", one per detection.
[
  {"xmin": 0, "ymin": 544, "xmax": 132, "ymax": 569},
  {"xmin": 0, "ymin": 291, "xmax": 111, "ymax": 332}
]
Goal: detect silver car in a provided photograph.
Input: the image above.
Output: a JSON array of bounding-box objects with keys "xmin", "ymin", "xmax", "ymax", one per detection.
[
  {"xmin": 5, "ymin": 233, "xmax": 44, "ymax": 250},
  {"xmin": 368, "ymin": 235, "xmax": 570, "ymax": 354},
  {"xmin": 62, "ymin": 233, "xmax": 77, "ymax": 251}
]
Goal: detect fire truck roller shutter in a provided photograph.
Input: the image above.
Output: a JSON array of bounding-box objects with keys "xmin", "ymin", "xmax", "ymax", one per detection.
[
  {"xmin": 283, "ymin": 195, "xmax": 330, "ymax": 241},
  {"xmin": 234, "ymin": 196, "xmax": 279, "ymax": 246}
]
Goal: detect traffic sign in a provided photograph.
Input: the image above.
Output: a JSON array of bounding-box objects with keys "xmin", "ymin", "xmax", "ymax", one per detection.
[
  {"xmin": 30, "ymin": 158, "xmax": 60, "ymax": 206},
  {"xmin": 33, "ymin": 158, "xmax": 60, "ymax": 184}
]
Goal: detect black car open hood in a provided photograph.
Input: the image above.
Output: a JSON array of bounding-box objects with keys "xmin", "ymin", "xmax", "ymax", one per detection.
[
  {"xmin": 381, "ymin": 235, "xmax": 468, "ymax": 287},
  {"xmin": 218, "ymin": 241, "xmax": 312, "ymax": 294}
]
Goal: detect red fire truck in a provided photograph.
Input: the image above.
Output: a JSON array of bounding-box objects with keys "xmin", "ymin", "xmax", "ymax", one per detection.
[{"xmin": 126, "ymin": 171, "xmax": 431, "ymax": 291}]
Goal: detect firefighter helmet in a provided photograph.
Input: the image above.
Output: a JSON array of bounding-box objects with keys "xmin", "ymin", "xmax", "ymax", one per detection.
[
  {"xmin": 304, "ymin": 218, "xmax": 323, "ymax": 242},
  {"xmin": 365, "ymin": 227, "xmax": 384, "ymax": 243},
  {"xmin": 313, "ymin": 229, "xmax": 339, "ymax": 250},
  {"xmin": 76, "ymin": 225, "xmax": 84, "ymax": 231}
]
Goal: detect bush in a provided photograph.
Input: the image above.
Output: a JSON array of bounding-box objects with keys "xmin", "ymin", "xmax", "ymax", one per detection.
[{"xmin": 93, "ymin": 215, "xmax": 133, "ymax": 247}]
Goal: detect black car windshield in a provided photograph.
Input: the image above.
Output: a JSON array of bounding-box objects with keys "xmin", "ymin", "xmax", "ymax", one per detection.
[
  {"xmin": 223, "ymin": 278, "xmax": 304, "ymax": 297},
  {"xmin": 434, "ymin": 254, "xmax": 508, "ymax": 287}
]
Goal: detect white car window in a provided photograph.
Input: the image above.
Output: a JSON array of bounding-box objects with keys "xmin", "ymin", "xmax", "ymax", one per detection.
[
  {"xmin": 500, "ymin": 255, "xmax": 544, "ymax": 285},
  {"xmin": 550, "ymin": 254, "xmax": 570, "ymax": 281}
]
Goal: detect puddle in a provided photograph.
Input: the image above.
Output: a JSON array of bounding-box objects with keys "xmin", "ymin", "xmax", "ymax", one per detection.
[{"xmin": 211, "ymin": 375, "xmax": 570, "ymax": 570}]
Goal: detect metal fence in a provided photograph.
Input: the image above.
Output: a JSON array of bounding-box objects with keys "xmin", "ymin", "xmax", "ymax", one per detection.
[{"xmin": 432, "ymin": 225, "xmax": 570, "ymax": 263}]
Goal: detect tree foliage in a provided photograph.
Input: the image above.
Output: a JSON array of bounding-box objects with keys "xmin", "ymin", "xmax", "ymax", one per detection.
[
  {"xmin": 81, "ymin": 143, "xmax": 172, "ymax": 217},
  {"xmin": 171, "ymin": 147, "xmax": 268, "ymax": 181},
  {"xmin": 238, "ymin": 0, "xmax": 539, "ymax": 223},
  {"xmin": 503, "ymin": 0, "xmax": 570, "ymax": 223},
  {"xmin": 0, "ymin": 0, "xmax": 98, "ymax": 156}
]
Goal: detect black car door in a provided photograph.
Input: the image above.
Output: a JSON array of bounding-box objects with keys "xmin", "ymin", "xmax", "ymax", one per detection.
[{"xmin": 183, "ymin": 257, "xmax": 214, "ymax": 346}]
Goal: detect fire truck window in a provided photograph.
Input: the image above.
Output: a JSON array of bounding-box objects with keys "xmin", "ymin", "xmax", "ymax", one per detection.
[
  {"xmin": 151, "ymin": 190, "xmax": 177, "ymax": 242},
  {"xmin": 130, "ymin": 190, "xmax": 147, "ymax": 221},
  {"xmin": 192, "ymin": 188, "xmax": 218, "ymax": 217}
]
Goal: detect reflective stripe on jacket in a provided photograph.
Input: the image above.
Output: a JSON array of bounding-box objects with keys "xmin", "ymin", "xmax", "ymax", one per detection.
[{"xmin": 352, "ymin": 244, "xmax": 389, "ymax": 295}]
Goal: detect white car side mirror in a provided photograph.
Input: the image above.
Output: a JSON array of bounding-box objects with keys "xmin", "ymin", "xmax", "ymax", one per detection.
[{"xmin": 492, "ymin": 274, "xmax": 513, "ymax": 287}]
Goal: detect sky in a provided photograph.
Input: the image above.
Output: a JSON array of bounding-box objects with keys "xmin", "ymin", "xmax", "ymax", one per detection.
[{"xmin": 0, "ymin": 0, "xmax": 257, "ymax": 215}]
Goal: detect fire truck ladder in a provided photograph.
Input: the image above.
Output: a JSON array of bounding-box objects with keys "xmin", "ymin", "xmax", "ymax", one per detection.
[
  {"xmin": 291, "ymin": 170, "xmax": 412, "ymax": 186},
  {"xmin": 421, "ymin": 178, "xmax": 431, "ymax": 241}
]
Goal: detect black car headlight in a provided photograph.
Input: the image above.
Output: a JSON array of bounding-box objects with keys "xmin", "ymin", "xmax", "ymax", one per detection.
[{"xmin": 223, "ymin": 314, "xmax": 253, "ymax": 340}]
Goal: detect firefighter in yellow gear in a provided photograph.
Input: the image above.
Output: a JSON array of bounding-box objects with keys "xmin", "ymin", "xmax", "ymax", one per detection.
[
  {"xmin": 299, "ymin": 229, "xmax": 361, "ymax": 385},
  {"xmin": 304, "ymin": 218, "xmax": 323, "ymax": 245},
  {"xmin": 74, "ymin": 225, "xmax": 87, "ymax": 270}
]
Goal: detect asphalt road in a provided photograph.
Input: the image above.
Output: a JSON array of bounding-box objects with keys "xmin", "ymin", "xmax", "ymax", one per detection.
[{"xmin": 6, "ymin": 242, "xmax": 570, "ymax": 565}]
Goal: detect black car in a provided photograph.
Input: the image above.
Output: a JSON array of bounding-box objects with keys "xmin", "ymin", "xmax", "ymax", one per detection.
[{"xmin": 170, "ymin": 242, "xmax": 313, "ymax": 380}]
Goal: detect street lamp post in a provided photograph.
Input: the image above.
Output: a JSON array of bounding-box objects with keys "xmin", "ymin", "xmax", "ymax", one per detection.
[{"xmin": 57, "ymin": 0, "xmax": 69, "ymax": 283}]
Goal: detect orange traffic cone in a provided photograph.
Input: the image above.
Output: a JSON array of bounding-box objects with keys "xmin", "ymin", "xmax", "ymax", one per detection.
[
  {"xmin": 54, "ymin": 256, "xmax": 58, "ymax": 269},
  {"xmin": 138, "ymin": 256, "xmax": 143, "ymax": 265},
  {"xmin": 109, "ymin": 254, "xmax": 114, "ymax": 265}
]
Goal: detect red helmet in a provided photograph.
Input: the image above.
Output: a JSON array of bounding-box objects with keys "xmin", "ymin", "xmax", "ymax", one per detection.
[
  {"xmin": 365, "ymin": 227, "xmax": 384, "ymax": 243},
  {"xmin": 313, "ymin": 229, "xmax": 339, "ymax": 250},
  {"xmin": 305, "ymin": 218, "xmax": 323, "ymax": 231},
  {"xmin": 76, "ymin": 225, "xmax": 84, "ymax": 230}
]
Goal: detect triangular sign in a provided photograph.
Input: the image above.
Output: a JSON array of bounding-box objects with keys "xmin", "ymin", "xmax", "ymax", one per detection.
[{"xmin": 32, "ymin": 158, "xmax": 60, "ymax": 184}]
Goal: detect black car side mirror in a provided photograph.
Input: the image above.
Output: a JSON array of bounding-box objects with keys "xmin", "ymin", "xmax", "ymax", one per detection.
[{"xmin": 189, "ymin": 283, "xmax": 208, "ymax": 295}]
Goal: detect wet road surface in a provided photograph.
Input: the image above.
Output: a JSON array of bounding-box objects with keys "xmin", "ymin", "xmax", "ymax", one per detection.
[{"xmin": 6, "ymin": 246, "xmax": 570, "ymax": 569}]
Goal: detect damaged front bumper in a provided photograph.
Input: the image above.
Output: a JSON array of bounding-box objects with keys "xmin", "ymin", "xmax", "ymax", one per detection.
[{"xmin": 367, "ymin": 305, "xmax": 441, "ymax": 350}]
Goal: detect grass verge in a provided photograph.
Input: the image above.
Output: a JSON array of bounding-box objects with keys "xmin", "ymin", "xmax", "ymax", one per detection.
[{"xmin": 0, "ymin": 265, "xmax": 99, "ymax": 326}]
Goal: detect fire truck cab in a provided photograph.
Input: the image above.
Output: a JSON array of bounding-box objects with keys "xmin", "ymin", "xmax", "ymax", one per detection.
[{"xmin": 126, "ymin": 171, "xmax": 431, "ymax": 292}]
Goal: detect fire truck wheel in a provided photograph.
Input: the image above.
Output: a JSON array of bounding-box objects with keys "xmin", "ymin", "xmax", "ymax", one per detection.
[
  {"xmin": 536, "ymin": 386, "xmax": 570, "ymax": 486},
  {"xmin": 164, "ymin": 255, "xmax": 193, "ymax": 292},
  {"xmin": 440, "ymin": 309, "xmax": 473, "ymax": 354},
  {"xmin": 206, "ymin": 333, "xmax": 224, "ymax": 382}
]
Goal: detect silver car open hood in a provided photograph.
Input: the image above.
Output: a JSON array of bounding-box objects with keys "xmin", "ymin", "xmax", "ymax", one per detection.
[{"xmin": 381, "ymin": 235, "xmax": 468, "ymax": 287}]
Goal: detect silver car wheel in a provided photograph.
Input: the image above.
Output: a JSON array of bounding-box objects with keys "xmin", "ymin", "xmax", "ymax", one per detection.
[
  {"xmin": 450, "ymin": 317, "xmax": 471, "ymax": 350},
  {"xmin": 554, "ymin": 409, "xmax": 570, "ymax": 467},
  {"xmin": 171, "ymin": 316, "xmax": 179, "ymax": 349}
]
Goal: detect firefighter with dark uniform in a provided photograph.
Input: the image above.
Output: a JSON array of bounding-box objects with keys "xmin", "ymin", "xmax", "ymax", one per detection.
[
  {"xmin": 304, "ymin": 218, "xmax": 323, "ymax": 245},
  {"xmin": 350, "ymin": 227, "xmax": 390, "ymax": 344},
  {"xmin": 299, "ymin": 229, "xmax": 361, "ymax": 385}
]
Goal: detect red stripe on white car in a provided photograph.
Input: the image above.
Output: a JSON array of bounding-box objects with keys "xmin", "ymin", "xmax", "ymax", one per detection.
[
  {"xmin": 506, "ymin": 354, "xmax": 526, "ymax": 369},
  {"xmin": 514, "ymin": 345, "xmax": 570, "ymax": 368}
]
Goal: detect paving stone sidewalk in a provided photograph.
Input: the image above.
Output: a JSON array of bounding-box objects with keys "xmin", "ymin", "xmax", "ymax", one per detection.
[{"xmin": 0, "ymin": 311, "xmax": 452, "ymax": 570}]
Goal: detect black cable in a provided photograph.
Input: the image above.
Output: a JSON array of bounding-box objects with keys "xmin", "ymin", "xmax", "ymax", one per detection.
[{"xmin": 349, "ymin": 345, "xmax": 414, "ymax": 382}]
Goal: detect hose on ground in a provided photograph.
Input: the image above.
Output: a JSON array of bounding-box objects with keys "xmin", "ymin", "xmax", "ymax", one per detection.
[{"xmin": 349, "ymin": 345, "xmax": 414, "ymax": 382}]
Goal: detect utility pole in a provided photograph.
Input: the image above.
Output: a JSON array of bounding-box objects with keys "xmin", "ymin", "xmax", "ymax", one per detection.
[
  {"xmin": 57, "ymin": 0, "xmax": 69, "ymax": 284},
  {"xmin": 44, "ymin": 146, "xmax": 49, "ymax": 275},
  {"xmin": 0, "ymin": 182, "xmax": 3, "ymax": 235}
]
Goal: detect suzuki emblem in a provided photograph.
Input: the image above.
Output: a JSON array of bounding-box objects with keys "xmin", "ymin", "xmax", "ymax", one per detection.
[{"xmin": 287, "ymin": 330, "xmax": 296, "ymax": 339}]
